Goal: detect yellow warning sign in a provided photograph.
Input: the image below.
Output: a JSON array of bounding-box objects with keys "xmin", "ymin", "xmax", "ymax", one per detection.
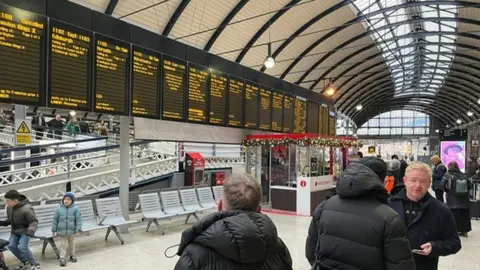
[{"xmin": 16, "ymin": 121, "xmax": 31, "ymax": 134}]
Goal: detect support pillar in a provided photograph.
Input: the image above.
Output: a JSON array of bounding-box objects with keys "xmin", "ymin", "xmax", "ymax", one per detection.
[{"xmin": 118, "ymin": 116, "xmax": 130, "ymax": 233}]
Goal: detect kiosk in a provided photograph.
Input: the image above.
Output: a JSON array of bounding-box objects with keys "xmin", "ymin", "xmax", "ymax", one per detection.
[
  {"xmin": 185, "ymin": 152, "xmax": 206, "ymax": 186},
  {"xmin": 243, "ymin": 134, "xmax": 361, "ymax": 215}
]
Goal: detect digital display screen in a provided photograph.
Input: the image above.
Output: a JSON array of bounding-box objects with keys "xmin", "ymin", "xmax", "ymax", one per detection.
[
  {"xmin": 259, "ymin": 87, "xmax": 272, "ymax": 130},
  {"xmin": 48, "ymin": 20, "xmax": 91, "ymax": 110},
  {"xmin": 244, "ymin": 81, "xmax": 259, "ymax": 129},
  {"xmin": 132, "ymin": 46, "xmax": 160, "ymax": 118},
  {"xmin": 283, "ymin": 94, "xmax": 294, "ymax": 133},
  {"xmin": 188, "ymin": 63, "xmax": 208, "ymax": 123},
  {"xmin": 328, "ymin": 117, "xmax": 336, "ymax": 136},
  {"xmin": 271, "ymin": 91, "xmax": 283, "ymax": 132},
  {"xmin": 228, "ymin": 77, "xmax": 244, "ymax": 127},
  {"xmin": 94, "ymin": 34, "xmax": 129, "ymax": 114},
  {"xmin": 307, "ymin": 102, "xmax": 319, "ymax": 133},
  {"xmin": 294, "ymin": 97, "xmax": 307, "ymax": 133},
  {"xmin": 162, "ymin": 55, "xmax": 186, "ymax": 121},
  {"xmin": 209, "ymin": 70, "xmax": 227, "ymax": 126},
  {"xmin": 0, "ymin": 4, "xmax": 45, "ymax": 105},
  {"xmin": 440, "ymin": 141, "xmax": 466, "ymax": 173}
]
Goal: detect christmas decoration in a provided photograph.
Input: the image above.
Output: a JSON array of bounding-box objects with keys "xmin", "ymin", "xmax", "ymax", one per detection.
[{"xmin": 242, "ymin": 134, "xmax": 361, "ymax": 148}]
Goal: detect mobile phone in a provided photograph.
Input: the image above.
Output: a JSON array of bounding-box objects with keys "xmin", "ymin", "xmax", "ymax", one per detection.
[{"xmin": 412, "ymin": 249, "xmax": 425, "ymax": 255}]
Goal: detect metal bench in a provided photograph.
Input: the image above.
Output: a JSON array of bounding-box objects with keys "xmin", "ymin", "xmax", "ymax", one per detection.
[
  {"xmin": 160, "ymin": 189, "xmax": 198, "ymax": 224},
  {"xmin": 129, "ymin": 191, "xmax": 141, "ymax": 212},
  {"xmin": 0, "ymin": 210, "xmax": 10, "ymax": 241},
  {"xmin": 95, "ymin": 197, "xmax": 137, "ymax": 245},
  {"xmin": 138, "ymin": 193, "xmax": 176, "ymax": 234},
  {"xmin": 196, "ymin": 186, "xmax": 217, "ymax": 209},
  {"xmin": 75, "ymin": 200, "xmax": 109, "ymax": 233},
  {"xmin": 34, "ymin": 204, "xmax": 60, "ymax": 259},
  {"xmin": 212, "ymin": 186, "xmax": 223, "ymax": 204},
  {"xmin": 179, "ymin": 188, "xmax": 205, "ymax": 212}
]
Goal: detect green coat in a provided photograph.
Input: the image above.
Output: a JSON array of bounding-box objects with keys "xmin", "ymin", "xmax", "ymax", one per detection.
[
  {"xmin": 66, "ymin": 121, "xmax": 80, "ymax": 135},
  {"xmin": 52, "ymin": 203, "xmax": 82, "ymax": 236}
]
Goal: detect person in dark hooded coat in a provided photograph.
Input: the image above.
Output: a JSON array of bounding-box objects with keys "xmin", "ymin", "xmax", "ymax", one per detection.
[
  {"xmin": 174, "ymin": 173, "xmax": 292, "ymax": 270},
  {"xmin": 306, "ymin": 157, "xmax": 415, "ymax": 270}
]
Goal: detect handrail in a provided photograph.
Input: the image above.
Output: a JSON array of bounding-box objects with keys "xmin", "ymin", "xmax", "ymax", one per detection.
[{"xmin": 0, "ymin": 135, "xmax": 106, "ymax": 154}]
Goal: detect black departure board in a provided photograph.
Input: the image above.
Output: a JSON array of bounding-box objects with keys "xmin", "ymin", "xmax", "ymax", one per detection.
[
  {"xmin": 244, "ymin": 81, "xmax": 259, "ymax": 129},
  {"xmin": 307, "ymin": 102, "xmax": 319, "ymax": 133},
  {"xmin": 271, "ymin": 91, "xmax": 283, "ymax": 132},
  {"xmin": 294, "ymin": 97, "xmax": 307, "ymax": 133},
  {"xmin": 0, "ymin": 4, "xmax": 46, "ymax": 105},
  {"xmin": 132, "ymin": 46, "xmax": 160, "ymax": 118},
  {"xmin": 48, "ymin": 20, "xmax": 91, "ymax": 110},
  {"xmin": 209, "ymin": 70, "xmax": 227, "ymax": 125},
  {"xmin": 94, "ymin": 34, "xmax": 129, "ymax": 114},
  {"xmin": 259, "ymin": 87, "xmax": 272, "ymax": 130},
  {"xmin": 283, "ymin": 94, "xmax": 294, "ymax": 133},
  {"xmin": 162, "ymin": 55, "xmax": 186, "ymax": 121},
  {"xmin": 188, "ymin": 64, "xmax": 208, "ymax": 123},
  {"xmin": 228, "ymin": 77, "xmax": 244, "ymax": 127}
]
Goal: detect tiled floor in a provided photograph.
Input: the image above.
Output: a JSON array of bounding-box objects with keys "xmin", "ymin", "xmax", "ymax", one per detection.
[{"xmin": 4, "ymin": 212, "xmax": 480, "ymax": 269}]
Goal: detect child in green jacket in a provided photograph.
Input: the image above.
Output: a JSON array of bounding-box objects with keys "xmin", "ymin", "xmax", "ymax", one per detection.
[{"xmin": 52, "ymin": 192, "xmax": 82, "ymax": 267}]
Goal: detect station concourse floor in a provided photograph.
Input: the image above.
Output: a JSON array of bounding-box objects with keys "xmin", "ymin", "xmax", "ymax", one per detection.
[{"xmin": 4, "ymin": 212, "xmax": 480, "ymax": 270}]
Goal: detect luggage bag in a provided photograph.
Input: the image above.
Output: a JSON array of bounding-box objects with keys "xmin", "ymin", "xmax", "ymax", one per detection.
[{"xmin": 469, "ymin": 180, "xmax": 480, "ymax": 220}]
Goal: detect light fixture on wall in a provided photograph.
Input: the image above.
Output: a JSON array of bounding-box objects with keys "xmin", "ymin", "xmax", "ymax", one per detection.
[
  {"xmin": 263, "ymin": 0, "xmax": 275, "ymax": 69},
  {"xmin": 355, "ymin": 104, "xmax": 363, "ymax": 111}
]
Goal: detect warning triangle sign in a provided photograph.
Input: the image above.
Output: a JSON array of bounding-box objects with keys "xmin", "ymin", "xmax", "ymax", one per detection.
[{"xmin": 16, "ymin": 121, "xmax": 31, "ymax": 134}]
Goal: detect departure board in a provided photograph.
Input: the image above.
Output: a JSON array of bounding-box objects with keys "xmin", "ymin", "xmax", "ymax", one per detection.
[
  {"xmin": 307, "ymin": 102, "xmax": 319, "ymax": 133},
  {"xmin": 259, "ymin": 87, "xmax": 272, "ymax": 130},
  {"xmin": 271, "ymin": 91, "xmax": 283, "ymax": 132},
  {"xmin": 244, "ymin": 82, "xmax": 259, "ymax": 129},
  {"xmin": 319, "ymin": 105, "xmax": 328, "ymax": 135},
  {"xmin": 294, "ymin": 97, "xmax": 307, "ymax": 133},
  {"xmin": 283, "ymin": 94, "xmax": 294, "ymax": 133},
  {"xmin": 188, "ymin": 64, "xmax": 208, "ymax": 123},
  {"xmin": 228, "ymin": 77, "xmax": 244, "ymax": 127},
  {"xmin": 162, "ymin": 55, "xmax": 186, "ymax": 121},
  {"xmin": 0, "ymin": 4, "xmax": 46, "ymax": 105},
  {"xmin": 209, "ymin": 70, "xmax": 227, "ymax": 125},
  {"xmin": 48, "ymin": 20, "xmax": 92, "ymax": 110},
  {"xmin": 94, "ymin": 34, "xmax": 129, "ymax": 114},
  {"xmin": 132, "ymin": 46, "xmax": 160, "ymax": 118}
]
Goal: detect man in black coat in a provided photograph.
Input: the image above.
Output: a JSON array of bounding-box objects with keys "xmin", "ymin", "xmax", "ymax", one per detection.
[
  {"xmin": 390, "ymin": 162, "xmax": 461, "ymax": 270},
  {"xmin": 392, "ymin": 154, "xmax": 408, "ymax": 184},
  {"xmin": 174, "ymin": 174, "xmax": 293, "ymax": 270},
  {"xmin": 305, "ymin": 157, "xmax": 415, "ymax": 270},
  {"xmin": 431, "ymin": 155, "xmax": 447, "ymax": 202}
]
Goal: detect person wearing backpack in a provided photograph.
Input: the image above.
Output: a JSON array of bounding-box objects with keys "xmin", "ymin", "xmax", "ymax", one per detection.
[{"xmin": 441, "ymin": 161, "xmax": 472, "ymax": 237}]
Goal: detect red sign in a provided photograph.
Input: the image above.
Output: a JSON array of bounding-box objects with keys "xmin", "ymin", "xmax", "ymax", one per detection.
[
  {"xmin": 216, "ymin": 171, "xmax": 226, "ymax": 186},
  {"xmin": 300, "ymin": 180, "xmax": 306, "ymax": 187}
]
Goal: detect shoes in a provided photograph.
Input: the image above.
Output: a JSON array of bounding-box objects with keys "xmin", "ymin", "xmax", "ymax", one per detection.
[
  {"xmin": 16, "ymin": 263, "xmax": 40, "ymax": 270},
  {"xmin": 59, "ymin": 259, "xmax": 66, "ymax": 267},
  {"xmin": 14, "ymin": 263, "xmax": 27, "ymax": 270},
  {"xmin": 70, "ymin": 256, "xmax": 77, "ymax": 263},
  {"xmin": 30, "ymin": 264, "xmax": 41, "ymax": 270}
]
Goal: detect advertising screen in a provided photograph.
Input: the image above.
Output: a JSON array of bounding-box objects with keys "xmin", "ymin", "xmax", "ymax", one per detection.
[{"xmin": 440, "ymin": 141, "xmax": 466, "ymax": 172}]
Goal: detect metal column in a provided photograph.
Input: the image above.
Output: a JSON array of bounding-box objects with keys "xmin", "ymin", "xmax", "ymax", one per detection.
[
  {"xmin": 118, "ymin": 116, "xmax": 130, "ymax": 233},
  {"xmin": 14, "ymin": 105, "xmax": 27, "ymax": 170}
]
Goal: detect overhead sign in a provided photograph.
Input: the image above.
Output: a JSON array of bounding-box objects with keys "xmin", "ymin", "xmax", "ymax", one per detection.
[
  {"xmin": 368, "ymin": 146, "xmax": 376, "ymax": 154},
  {"xmin": 15, "ymin": 120, "xmax": 32, "ymax": 144}
]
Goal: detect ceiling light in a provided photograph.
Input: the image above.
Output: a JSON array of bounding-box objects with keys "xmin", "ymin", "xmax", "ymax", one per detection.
[
  {"xmin": 446, "ymin": 124, "xmax": 450, "ymax": 128},
  {"xmin": 325, "ymin": 86, "xmax": 335, "ymax": 97},
  {"xmin": 456, "ymin": 119, "xmax": 462, "ymax": 124},
  {"xmin": 355, "ymin": 104, "xmax": 363, "ymax": 111},
  {"xmin": 468, "ymin": 111, "xmax": 473, "ymax": 117},
  {"xmin": 264, "ymin": 43, "xmax": 275, "ymax": 69},
  {"xmin": 435, "ymin": 129, "xmax": 439, "ymax": 133},
  {"xmin": 478, "ymin": 98, "xmax": 480, "ymax": 104}
]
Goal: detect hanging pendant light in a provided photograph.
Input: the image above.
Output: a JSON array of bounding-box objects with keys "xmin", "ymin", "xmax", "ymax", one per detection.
[
  {"xmin": 456, "ymin": 118, "xmax": 462, "ymax": 124},
  {"xmin": 356, "ymin": 104, "xmax": 363, "ymax": 111},
  {"xmin": 264, "ymin": 43, "xmax": 275, "ymax": 69},
  {"xmin": 325, "ymin": 79, "xmax": 335, "ymax": 96},
  {"xmin": 467, "ymin": 103, "xmax": 473, "ymax": 117},
  {"xmin": 468, "ymin": 111, "xmax": 473, "ymax": 117}
]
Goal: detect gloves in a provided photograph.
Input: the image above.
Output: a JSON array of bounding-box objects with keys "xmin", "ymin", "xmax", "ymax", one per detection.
[{"xmin": 26, "ymin": 230, "xmax": 35, "ymax": 237}]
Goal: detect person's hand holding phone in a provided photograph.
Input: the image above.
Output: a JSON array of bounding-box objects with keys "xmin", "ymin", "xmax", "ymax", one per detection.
[{"xmin": 413, "ymin": 243, "xmax": 432, "ymax": 256}]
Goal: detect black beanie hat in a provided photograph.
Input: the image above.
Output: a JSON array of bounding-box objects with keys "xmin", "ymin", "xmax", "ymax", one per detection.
[{"xmin": 358, "ymin": 157, "xmax": 387, "ymax": 182}]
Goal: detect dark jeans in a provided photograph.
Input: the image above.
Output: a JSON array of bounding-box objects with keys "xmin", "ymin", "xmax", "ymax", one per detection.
[
  {"xmin": 435, "ymin": 189, "xmax": 445, "ymax": 202},
  {"xmin": 8, "ymin": 233, "xmax": 36, "ymax": 265}
]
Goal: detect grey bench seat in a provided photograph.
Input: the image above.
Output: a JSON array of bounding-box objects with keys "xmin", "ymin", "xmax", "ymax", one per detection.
[
  {"xmin": 0, "ymin": 210, "xmax": 11, "ymax": 241},
  {"xmin": 196, "ymin": 187, "xmax": 217, "ymax": 209},
  {"xmin": 160, "ymin": 189, "xmax": 198, "ymax": 224},
  {"xmin": 212, "ymin": 186, "xmax": 223, "ymax": 204},
  {"xmin": 33, "ymin": 204, "xmax": 60, "ymax": 259},
  {"xmin": 95, "ymin": 197, "xmax": 137, "ymax": 245},
  {"xmin": 138, "ymin": 193, "xmax": 176, "ymax": 234},
  {"xmin": 75, "ymin": 200, "xmax": 109, "ymax": 232}
]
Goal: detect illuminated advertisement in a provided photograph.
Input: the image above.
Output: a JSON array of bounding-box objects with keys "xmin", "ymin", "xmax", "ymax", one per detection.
[{"xmin": 440, "ymin": 141, "xmax": 466, "ymax": 172}]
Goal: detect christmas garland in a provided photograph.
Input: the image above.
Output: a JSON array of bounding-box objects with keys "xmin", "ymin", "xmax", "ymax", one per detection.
[{"xmin": 242, "ymin": 137, "xmax": 362, "ymax": 148}]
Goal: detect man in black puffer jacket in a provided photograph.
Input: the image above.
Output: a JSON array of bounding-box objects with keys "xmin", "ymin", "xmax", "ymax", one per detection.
[
  {"xmin": 174, "ymin": 173, "xmax": 293, "ymax": 270},
  {"xmin": 306, "ymin": 157, "xmax": 415, "ymax": 270}
]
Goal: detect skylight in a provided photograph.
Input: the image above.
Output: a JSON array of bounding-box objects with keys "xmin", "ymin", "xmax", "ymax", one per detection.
[{"xmin": 350, "ymin": 0, "xmax": 458, "ymax": 103}]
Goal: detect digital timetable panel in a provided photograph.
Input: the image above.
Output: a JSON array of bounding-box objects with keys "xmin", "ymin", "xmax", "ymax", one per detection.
[
  {"xmin": 228, "ymin": 77, "xmax": 244, "ymax": 127},
  {"xmin": 271, "ymin": 91, "xmax": 283, "ymax": 132},
  {"xmin": 244, "ymin": 81, "xmax": 259, "ymax": 129},
  {"xmin": 259, "ymin": 88, "xmax": 272, "ymax": 130},
  {"xmin": 307, "ymin": 102, "xmax": 319, "ymax": 133},
  {"xmin": 48, "ymin": 20, "xmax": 92, "ymax": 111},
  {"xmin": 283, "ymin": 94, "xmax": 294, "ymax": 133},
  {"xmin": 162, "ymin": 55, "xmax": 186, "ymax": 121},
  {"xmin": 132, "ymin": 46, "xmax": 160, "ymax": 118},
  {"xmin": 188, "ymin": 64, "xmax": 208, "ymax": 123},
  {"xmin": 294, "ymin": 97, "xmax": 307, "ymax": 133},
  {"xmin": 209, "ymin": 70, "xmax": 227, "ymax": 126},
  {"xmin": 0, "ymin": 4, "xmax": 46, "ymax": 105},
  {"xmin": 94, "ymin": 34, "xmax": 129, "ymax": 114}
]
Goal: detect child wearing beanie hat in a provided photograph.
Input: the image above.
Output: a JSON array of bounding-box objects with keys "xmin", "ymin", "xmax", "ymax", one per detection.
[{"xmin": 52, "ymin": 192, "xmax": 82, "ymax": 266}]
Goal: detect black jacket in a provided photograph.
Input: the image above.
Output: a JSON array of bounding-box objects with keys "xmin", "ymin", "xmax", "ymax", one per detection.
[
  {"xmin": 174, "ymin": 211, "xmax": 293, "ymax": 270},
  {"xmin": 432, "ymin": 163, "xmax": 447, "ymax": 190},
  {"xmin": 305, "ymin": 162, "xmax": 415, "ymax": 270},
  {"xmin": 467, "ymin": 160, "xmax": 478, "ymax": 178},
  {"xmin": 399, "ymin": 160, "xmax": 408, "ymax": 184},
  {"xmin": 441, "ymin": 168, "xmax": 472, "ymax": 209},
  {"xmin": 390, "ymin": 189, "xmax": 461, "ymax": 270},
  {"xmin": 0, "ymin": 195, "xmax": 38, "ymax": 235}
]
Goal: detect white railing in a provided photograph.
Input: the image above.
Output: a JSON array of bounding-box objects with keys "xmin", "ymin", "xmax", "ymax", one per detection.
[
  {"xmin": 204, "ymin": 156, "xmax": 245, "ymax": 169},
  {"xmin": 9, "ymin": 157, "xmax": 178, "ymax": 201}
]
